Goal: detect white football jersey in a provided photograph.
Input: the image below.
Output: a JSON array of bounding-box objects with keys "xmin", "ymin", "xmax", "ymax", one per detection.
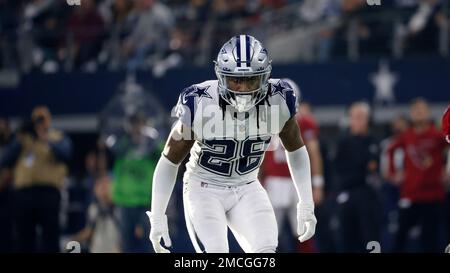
[{"xmin": 175, "ymin": 78, "xmax": 297, "ymax": 186}]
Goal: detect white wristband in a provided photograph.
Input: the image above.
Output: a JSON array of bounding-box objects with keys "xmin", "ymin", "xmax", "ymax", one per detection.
[{"xmin": 312, "ymin": 175, "xmax": 324, "ymax": 188}]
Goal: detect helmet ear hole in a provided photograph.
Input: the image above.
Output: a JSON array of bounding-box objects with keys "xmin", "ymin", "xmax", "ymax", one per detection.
[{"xmin": 257, "ymin": 54, "xmax": 265, "ymax": 62}]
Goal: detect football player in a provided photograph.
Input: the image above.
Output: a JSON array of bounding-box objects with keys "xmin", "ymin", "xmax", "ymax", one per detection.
[
  {"xmin": 146, "ymin": 35, "xmax": 316, "ymax": 253},
  {"xmin": 443, "ymin": 105, "xmax": 450, "ymax": 144}
]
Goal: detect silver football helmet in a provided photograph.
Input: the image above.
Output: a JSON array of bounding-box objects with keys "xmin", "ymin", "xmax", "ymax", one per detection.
[{"xmin": 215, "ymin": 35, "xmax": 272, "ymax": 112}]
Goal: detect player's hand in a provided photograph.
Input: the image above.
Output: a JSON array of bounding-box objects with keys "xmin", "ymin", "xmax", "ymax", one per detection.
[
  {"xmin": 296, "ymin": 202, "xmax": 317, "ymax": 243},
  {"xmin": 146, "ymin": 211, "xmax": 171, "ymax": 253},
  {"xmin": 390, "ymin": 171, "xmax": 404, "ymax": 186}
]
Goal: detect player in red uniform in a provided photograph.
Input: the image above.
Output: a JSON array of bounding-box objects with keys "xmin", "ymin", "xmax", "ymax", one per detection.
[
  {"xmin": 443, "ymin": 105, "xmax": 450, "ymax": 252},
  {"xmin": 387, "ymin": 98, "xmax": 449, "ymax": 252},
  {"xmin": 260, "ymin": 79, "xmax": 324, "ymax": 252},
  {"xmin": 443, "ymin": 105, "xmax": 450, "ymax": 144}
]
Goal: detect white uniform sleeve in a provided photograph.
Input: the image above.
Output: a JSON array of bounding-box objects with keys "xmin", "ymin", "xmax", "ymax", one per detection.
[
  {"xmin": 285, "ymin": 145, "xmax": 314, "ymax": 205},
  {"xmin": 151, "ymin": 154, "xmax": 180, "ymax": 216},
  {"xmin": 174, "ymin": 85, "xmax": 197, "ymax": 128},
  {"xmin": 272, "ymin": 79, "xmax": 298, "ymax": 130}
]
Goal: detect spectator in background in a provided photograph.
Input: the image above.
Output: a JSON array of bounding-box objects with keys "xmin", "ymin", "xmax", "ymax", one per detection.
[
  {"xmin": 443, "ymin": 105, "xmax": 450, "ymax": 144},
  {"xmin": 71, "ymin": 175, "xmax": 120, "ymax": 253},
  {"xmin": 103, "ymin": 0, "xmax": 133, "ymax": 70},
  {"xmin": 0, "ymin": 118, "xmax": 14, "ymax": 252},
  {"xmin": 29, "ymin": 1, "xmax": 70, "ymax": 73},
  {"xmin": 66, "ymin": 0, "xmax": 105, "ymax": 70},
  {"xmin": 99, "ymin": 113, "xmax": 163, "ymax": 253},
  {"xmin": 122, "ymin": 0, "xmax": 174, "ymax": 71},
  {"xmin": 0, "ymin": 106, "xmax": 72, "ymax": 252},
  {"xmin": 332, "ymin": 102, "xmax": 381, "ymax": 252},
  {"xmin": 206, "ymin": 0, "xmax": 255, "ymax": 61},
  {"xmin": 397, "ymin": 0, "xmax": 442, "ymax": 55},
  {"xmin": 330, "ymin": 0, "xmax": 364, "ymax": 57},
  {"xmin": 445, "ymin": 148, "xmax": 450, "ymax": 250},
  {"xmin": 17, "ymin": 0, "xmax": 55, "ymax": 72},
  {"xmin": 111, "ymin": 0, "xmax": 134, "ymax": 32},
  {"xmin": 443, "ymin": 105, "xmax": 450, "ymax": 245},
  {"xmin": 379, "ymin": 115, "xmax": 410, "ymax": 250},
  {"xmin": 64, "ymin": 150, "xmax": 99, "ymax": 240},
  {"xmin": 297, "ymin": 0, "xmax": 342, "ymax": 61},
  {"xmin": 260, "ymin": 80, "xmax": 324, "ymax": 253},
  {"xmin": 387, "ymin": 98, "xmax": 448, "ymax": 253},
  {"xmin": 82, "ymin": 150, "xmax": 100, "ymax": 203},
  {"xmin": 0, "ymin": 0, "xmax": 21, "ymax": 70},
  {"xmin": 381, "ymin": 115, "xmax": 410, "ymax": 184}
]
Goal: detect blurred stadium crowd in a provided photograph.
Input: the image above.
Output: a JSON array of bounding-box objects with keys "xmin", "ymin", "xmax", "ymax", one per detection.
[
  {"xmin": 0, "ymin": 0, "xmax": 449, "ymax": 253},
  {"xmin": 0, "ymin": 0, "xmax": 449, "ymax": 74}
]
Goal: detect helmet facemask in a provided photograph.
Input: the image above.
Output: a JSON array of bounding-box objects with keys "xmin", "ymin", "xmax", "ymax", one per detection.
[{"xmin": 215, "ymin": 65, "xmax": 271, "ymax": 112}]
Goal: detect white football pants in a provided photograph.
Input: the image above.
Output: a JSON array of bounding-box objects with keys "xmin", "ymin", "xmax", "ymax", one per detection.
[{"xmin": 183, "ymin": 179, "xmax": 278, "ymax": 253}]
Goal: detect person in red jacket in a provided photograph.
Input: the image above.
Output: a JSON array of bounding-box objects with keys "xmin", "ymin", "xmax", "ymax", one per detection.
[
  {"xmin": 442, "ymin": 105, "xmax": 450, "ymax": 252},
  {"xmin": 387, "ymin": 98, "xmax": 448, "ymax": 252},
  {"xmin": 443, "ymin": 105, "xmax": 450, "ymax": 144}
]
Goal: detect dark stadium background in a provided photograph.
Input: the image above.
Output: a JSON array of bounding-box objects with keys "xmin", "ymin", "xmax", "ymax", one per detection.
[{"xmin": 0, "ymin": 0, "xmax": 449, "ymax": 253}]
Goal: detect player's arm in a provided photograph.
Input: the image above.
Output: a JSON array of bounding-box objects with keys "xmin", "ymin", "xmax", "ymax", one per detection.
[
  {"xmin": 278, "ymin": 117, "xmax": 316, "ymax": 242},
  {"xmin": 161, "ymin": 121, "xmax": 195, "ymax": 165},
  {"xmin": 147, "ymin": 121, "xmax": 195, "ymax": 253},
  {"xmin": 303, "ymin": 135, "xmax": 325, "ymax": 204},
  {"xmin": 151, "ymin": 121, "xmax": 194, "ymax": 217}
]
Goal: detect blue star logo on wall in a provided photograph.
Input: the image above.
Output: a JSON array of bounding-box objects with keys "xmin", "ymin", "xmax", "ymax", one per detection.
[
  {"xmin": 183, "ymin": 85, "xmax": 212, "ymax": 103},
  {"xmin": 271, "ymin": 80, "xmax": 292, "ymax": 99},
  {"xmin": 370, "ymin": 60, "xmax": 398, "ymax": 105}
]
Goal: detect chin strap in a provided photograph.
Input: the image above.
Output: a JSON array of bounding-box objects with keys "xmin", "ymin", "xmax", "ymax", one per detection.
[
  {"xmin": 255, "ymin": 86, "xmax": 271, "ymax": 129},
  {"xmin": 219, "ymin": 95, "xmax": 228, "ymax": 121}
]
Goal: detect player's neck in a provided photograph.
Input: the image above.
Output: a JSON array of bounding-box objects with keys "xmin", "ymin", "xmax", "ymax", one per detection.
[
  {"xmin": 350, "ymin": 128, "xmax": 369, "ymax": 136},
  {"xmin": 413, "ymin": 121, "xmax": 429, "ymax": 133}
]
